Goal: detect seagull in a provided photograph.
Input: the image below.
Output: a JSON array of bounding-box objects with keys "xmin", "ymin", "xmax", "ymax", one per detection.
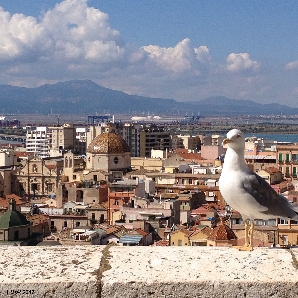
[{"xmin": 219, "ymin": 128, "xmax": 298, "ymax": 250}]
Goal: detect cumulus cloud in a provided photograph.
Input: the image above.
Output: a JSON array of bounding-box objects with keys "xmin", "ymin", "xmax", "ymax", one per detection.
[
  {"xmin": 0, "ymin": 8, "xmax": 50, "ymax": 62},
  {"xmin": 226, "ymin": 53, "xmax": 260, "ymax": 72},
  {"xmin": 194, "ymin": 46, "xmax": 212, "ymax": 64},
  {"xmin": 0, "ymin": 0, "xmax": 125, "ymax": 66},
  {"xmin": 142, "ymin": 38, "xmax": 198, "ymax": 73}
]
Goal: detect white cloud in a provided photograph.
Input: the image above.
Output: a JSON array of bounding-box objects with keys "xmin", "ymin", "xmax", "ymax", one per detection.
[
  {"xmin": 194, "ymin": 46, "xmax": 212, "ymax": 64},
  {"xmin": 226, "ymin": 53, "xmax": 260, "ymax": 72},
  {"xmin": 0, "ymin": 8, "xmax": 49, "ymax": 61},
  {"xmin": 0, "ymin": 0, "xmax": 125, "ymax": 65},
  {"xmin": 285, "ymin": 60, "xmax": 298, "ymax": 70},
  {"xmin": 142, "ymin": 38, "xmax": 197, "ymax": 73}
]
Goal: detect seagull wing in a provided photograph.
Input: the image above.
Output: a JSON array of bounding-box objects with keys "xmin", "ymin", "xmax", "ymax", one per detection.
[{"xmin": 242, "ymin": 171, "xmax": 298, "ymax": 219}]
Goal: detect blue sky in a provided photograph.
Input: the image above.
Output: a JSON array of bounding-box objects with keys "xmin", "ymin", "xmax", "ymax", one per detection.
[{"xmin": 0, "ymin": 0, "xmax": 298, "ymax": 108}]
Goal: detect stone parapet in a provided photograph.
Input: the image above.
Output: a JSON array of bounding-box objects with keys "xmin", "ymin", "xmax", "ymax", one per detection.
[{"xmin": 0, "ymin": 246, "xmax": 297, "ymax": 298}]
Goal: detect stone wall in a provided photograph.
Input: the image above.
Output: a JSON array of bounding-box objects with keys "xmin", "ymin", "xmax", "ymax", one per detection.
[{"xmin": 0, "ymin": 246, "xmax": 298, "ymax": 298}]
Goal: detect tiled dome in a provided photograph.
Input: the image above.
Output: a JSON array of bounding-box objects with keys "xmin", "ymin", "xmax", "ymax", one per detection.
[
  {"xmin": 208, "ymin": 220, "xmax": 237, "ymax": 241},
  {"xmin": 87, "ymin": 133, "xmax": 130, "ymax": 154}
]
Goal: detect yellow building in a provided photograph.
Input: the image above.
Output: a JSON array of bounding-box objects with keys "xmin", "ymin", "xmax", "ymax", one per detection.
[
  {"xmin": 189, "ymin": 227, "xmax": 211, "ymax": 246},
  {"xmin": 277, "ymin": 222, "xmax": 298, "ymax": 246},
  {"xmin": 169, "ymin": 229, "xmax": 192, "ymax": 246}
]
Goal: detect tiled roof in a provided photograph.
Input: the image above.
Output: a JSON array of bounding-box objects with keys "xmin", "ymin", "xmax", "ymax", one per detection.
[
  {"xmin": 135, "ymin": 228, "xmax": 148, "ymax": 236},
  {"xmin": 26, "ymin": 214, "xmax": 49, "ymax": 226},
  {"xmin": 14, "ymin": 152, "xmax": 32, "ymax": 157},
  {"xmin": 176, "ymin": 152, "xmax": 205, "ymax": 161},
  {"xmin": 208, "ymin": 220, "xmax": 236, "ymax": 241},
  {"xmin": 0, "ymin": 195, "xmax": 25, "ymax": 209},
  {"xmin": 200, "ymin": 226, "xmax": 212, "ymax": 236},
  {"xmin": 97, "ymin": 224, "xmax": 127, "ymax": 236},
  {"xmin": 155, "ymin": 240, "xmax": 169, "ymax": 246},
  {"xmin": 263, "ymin": 167, "xmax": 280, "ymax": 174},
  {"xmin": 86, "ymin": 203, "xmax": 107, "ymax": 210}
]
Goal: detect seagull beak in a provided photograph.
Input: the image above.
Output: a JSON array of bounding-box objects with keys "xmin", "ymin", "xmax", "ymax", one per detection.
[{"xmin": 223, "ymin": 138, "xmax": 232, "ymax": 145}]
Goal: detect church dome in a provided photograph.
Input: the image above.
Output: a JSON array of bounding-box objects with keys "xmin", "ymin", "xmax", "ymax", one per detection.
[
  {"xmin": 0, "ymin": 210, "xmax": 31, "ymax": 228},
  {"xmin": 87, "ymin": 132, "xmax": 130, "ymax": 154},
  {"xmin": 208, "ymin": 219, "xmax": 237, "ymax": 241}
]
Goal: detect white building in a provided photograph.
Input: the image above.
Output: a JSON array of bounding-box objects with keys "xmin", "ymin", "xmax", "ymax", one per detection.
[
  {"xmin": 26, "ymin": 127, "xmax": 49, "ymax": 158},
  {"xmin": 0, "ymin": 149, "xmax": 14, "ymax": 167}
]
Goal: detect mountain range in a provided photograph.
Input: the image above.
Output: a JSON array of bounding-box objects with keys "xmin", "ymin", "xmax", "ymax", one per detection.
[{"xmin": 1, "ymin": 80, "xmax": 297, "ymax": 116}]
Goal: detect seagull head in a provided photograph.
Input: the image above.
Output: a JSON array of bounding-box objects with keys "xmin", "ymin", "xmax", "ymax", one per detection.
[{"xmin": 223, "ymin": 129, "xmax": 245, "ymax": 151}]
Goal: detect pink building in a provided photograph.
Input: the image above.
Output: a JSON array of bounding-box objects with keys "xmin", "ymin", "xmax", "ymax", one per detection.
[{"xmin": 200, "ymin": 145, "xmax": 224, "ymax": 160}]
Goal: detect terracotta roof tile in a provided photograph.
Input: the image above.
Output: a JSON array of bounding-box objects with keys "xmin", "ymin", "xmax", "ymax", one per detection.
[
  {"xmin": 208, "ymin": 219, "xmax": 236, "ymax": 241},
  {"xmin": 200, "ymin": 226, "xmax": 212, "ymax": 236},
  {"xmin": 135, "ymin": 228, "xmax": 148, "ymax": 236},
  {"xmin": 155, "ymin": 240, "xmax": 169, "ymax": 246},
  {"xmin": 0, "ymin": 195, "xmax": 25, "ymax": 209}
]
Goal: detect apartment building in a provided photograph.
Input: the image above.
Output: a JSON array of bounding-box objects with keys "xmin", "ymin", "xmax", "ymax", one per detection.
[
  {"xmin": 26, "ymin": 124, "xmax": 77, "ymax": 158},
  {"xmin": 26, "ymin": 126, "xmax": 50, "ymax": 158},
  {"xmin": 75, "ymin": 127, "xmax": 87, "ymax": 155},
  {"xmin": 48, "ymin": 124, "xmax": 76, "ymax": 156},
  {"xmin": 118, "ymin": 123, "xmax": 141, "ymax": 157},
  {"xmin": 276, "ymin": 144, "xmax": 298, "ymax": 179},
  {"xmin": 139, "ymin": 125, "xmax": 171, "ymax": 157},
  {"xmin": 171, "ymin": 134, "xmax": 201, "ymax": 151}
]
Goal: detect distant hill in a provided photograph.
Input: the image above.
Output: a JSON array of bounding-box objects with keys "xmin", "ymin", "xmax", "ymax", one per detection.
[{"xmin": 0, "ymin": 80, "xmax": 297, "ymax": 116}]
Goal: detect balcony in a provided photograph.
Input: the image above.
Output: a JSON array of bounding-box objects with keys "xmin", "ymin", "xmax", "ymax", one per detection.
[{"xmin": 1, "ymin": 246, "xmax": 298, "ymax": 297}]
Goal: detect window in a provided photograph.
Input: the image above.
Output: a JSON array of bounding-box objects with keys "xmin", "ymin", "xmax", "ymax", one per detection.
[
  {"xmin": 47, "ymin": 184, "xmax": 53, "ymax": 192},
  {"xmin": 32, "ymin": 164, "xmax": 38, "ymax": 173},
  {"xmin": 76, "ymin": 222, "xmax": 80, "ymax": 227},
  {"xmin": 14, "ymin": 231, "xmax": 19, "ymax": 240},
  {"xmin": 278, "ymin": 153, "xmax": 283, "ymax": 162},
  {"xmin": 278, "ymin": 219, "xmax": 288, "ymax": 225},
  {"xmin": 286, "ymin": 154, "xmax": 290, "ymax": 162},
  {"xmin": 76, "ymin": 190, "xmax": 83, "ymax": 202},
  {"xmin": 114, "ymin": 157, "xmax": 119, "ymax": 164},
  {"xmin": 31, "ymin": 183, "xmax": 38, "ymax": 193},
  {"xmin": 100, "ymin": 214, "xmax": 104, "ymax": 223}
]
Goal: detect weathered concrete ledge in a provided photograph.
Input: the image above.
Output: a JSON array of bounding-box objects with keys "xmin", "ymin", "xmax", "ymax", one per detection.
[{"xmin": 0, "ymin": 246, "xmax": 298, "ymax": 298}]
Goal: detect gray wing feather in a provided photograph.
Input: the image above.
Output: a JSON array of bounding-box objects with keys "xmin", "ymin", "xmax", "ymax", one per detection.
[{"xmin": 242, "ymin": 172, "xmax": 298, "ymax": 219}]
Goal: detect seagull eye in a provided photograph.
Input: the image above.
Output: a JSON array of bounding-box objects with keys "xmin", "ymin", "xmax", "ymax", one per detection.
[{"xmin": 236, "ymin": 134, "xmax": 241, "ymax": 138}]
